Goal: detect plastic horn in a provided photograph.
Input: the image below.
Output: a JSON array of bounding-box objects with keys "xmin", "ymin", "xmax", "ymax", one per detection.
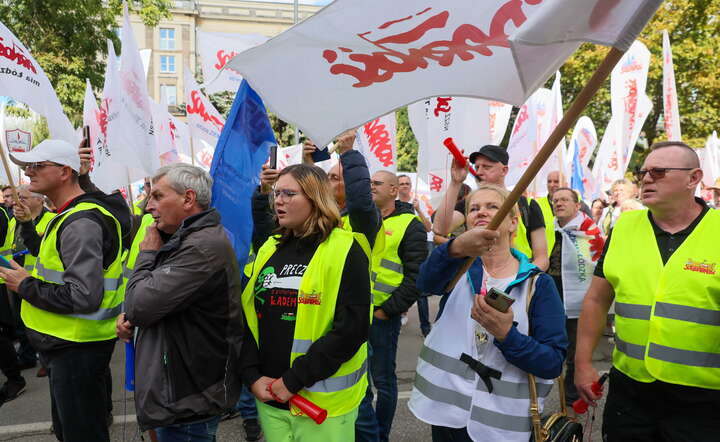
[
  {"xmin": 443, "ymin": 137, "xmax": 478, "ymax": 176},
  {"xmin": 291, "ymin": 394, "xmax": 327, "ymax": 424}
]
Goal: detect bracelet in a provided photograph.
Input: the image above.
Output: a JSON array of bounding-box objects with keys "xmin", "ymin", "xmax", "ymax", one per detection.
[{"xmin": 267, "ymin": 379, "xmax": 283, "ymax": 402}]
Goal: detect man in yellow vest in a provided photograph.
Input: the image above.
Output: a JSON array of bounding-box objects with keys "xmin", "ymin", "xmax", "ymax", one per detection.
[
  {"xmin": 575, "ymin": 142, "xmax": 720, "ymax": 441},
  {"xmin": 0, "ymin": 139, "xmax": 130, "ymax": 442},
  {"xmin": 355, "ymin": 170, "xmax": 427, "ymax": 442}
]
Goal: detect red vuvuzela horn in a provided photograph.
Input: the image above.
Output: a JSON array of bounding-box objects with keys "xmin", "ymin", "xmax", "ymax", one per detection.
[
  {"xmin": 291, "ymin": 394, "xmax": 328, "ymax": 424},
  {"xmin": 443, "ymin": 137, "xmax": 478, "ymax": 176}
]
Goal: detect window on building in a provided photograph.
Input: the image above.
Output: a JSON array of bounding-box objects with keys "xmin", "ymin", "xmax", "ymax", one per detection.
[
  {"xmin": 159, "ymin": 28, "xmax": 176, "ymax": 50},
  {"xmin": 160, "ymin": 85, "xmax": 177, "ymax": 105},
  {"xmin": 160, "ymin": 55, "xmax": 176, "ymax": 73}
]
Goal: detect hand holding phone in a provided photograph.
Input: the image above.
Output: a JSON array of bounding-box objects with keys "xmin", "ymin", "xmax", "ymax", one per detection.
[{"xmin": 485, "ymin": 287, "xmax": 515, "ymax": 313}]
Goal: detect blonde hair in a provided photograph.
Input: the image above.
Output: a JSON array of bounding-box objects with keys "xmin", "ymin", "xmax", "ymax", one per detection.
[
  {"xmin": 275, "ymin": 164, "xmax": 341, "ymax": 243},
  {"xmin": 465, "ymin": 184, "xmax": 519, "ymax": 220},
  {"xmin": 465, "ymin": 184, "xmax": 519, "ymax": 241}
]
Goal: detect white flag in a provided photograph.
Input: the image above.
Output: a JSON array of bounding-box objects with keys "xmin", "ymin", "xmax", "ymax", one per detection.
[
  {"xmin": 412, "ymin": 96, "xmax": 490, "ymax": 206},
  {"xmin": 592, "ymin": 115, "xmax": 623, "ymax": 193},
  {"xmin": 611, "ymin": 40, "xmax": 651, "ymax": 169},
  {"xmin": 184, "ymin": 67, "xmax": 225, "ymax": 150},
  {"xmin": 277, "ymin": 143, "xmax": 303, "ymax": 170},
  {"xmin": 662, "ymin": 30, "xmax": 681, "ymax": 141},
  {"xmin": 566, "ymin": 116, "xmax": 598, "ymax": 175},
  {"xmin": 0, "ymin": 21, "xmax": 75, "ymax": 143},
  {"xmin": 507, "ymin": 88, "xmax": 550, "ymax": 189},
  {"xmin": 197, "ymin": 30, "xmax": 268, "ymax": 95},
  {"xmin": 699, "ymin": 132, "xmax": 719, "ymax": 187},
  {"xmin": 83, "ymin": 77, "xmax": 127, "ymax": 193},
  {"xmin": 151, "ymin": 90, "xmax": 182, "ymax": 166},
  {"xmin": 536, "ymin": 71, "xmax": 567, "ymax": 195},
  {"xmin": 488, "ymin": 101, "xmax": 512, "ymax": 145},
  {"xmin": 354, "ymin": 112, "xmax": 397, "ymax": 174},
  {"xmin": 106, "ymin": 6, "xmax": 159, "ymax": 176},
  {"xmin": 227, "ymin": 0, "xmax": 661, "ymax": 147}
]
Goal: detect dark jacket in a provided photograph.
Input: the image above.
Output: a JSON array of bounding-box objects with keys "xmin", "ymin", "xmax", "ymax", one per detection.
[
  {"xmin": 124, "ymin": 209, "xmax": 243, "ymax": 431},
  {"xmin": 18, "ymin": 190, "xmax": 131, "ymax": 352},
  {"xmin": 379, "ymin": 200, "xmax": 427, "ymax": 317}
]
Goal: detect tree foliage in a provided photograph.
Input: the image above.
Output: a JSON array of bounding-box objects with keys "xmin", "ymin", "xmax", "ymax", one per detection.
[{"xmin": 0, "ymin": 0, "xmax": 172, "ymax": 126}]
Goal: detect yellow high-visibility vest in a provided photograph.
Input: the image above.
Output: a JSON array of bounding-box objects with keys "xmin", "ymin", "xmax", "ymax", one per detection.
[
  {"xmin": 242, "ymin": 228, "xmax": 371, "ymax": 416},
  {"xmin": 604, "ymin": 209, "xmax": 720, "ymax": 389}
]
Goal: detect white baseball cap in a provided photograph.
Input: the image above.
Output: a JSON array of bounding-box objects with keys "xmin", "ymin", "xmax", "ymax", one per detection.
[{"xmin": 10, "ymin": 139, "xmax": 81, "ymax": 172}]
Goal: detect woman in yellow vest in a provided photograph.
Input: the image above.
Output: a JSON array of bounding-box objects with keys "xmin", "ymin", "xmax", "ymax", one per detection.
[{"xmin": 242, "ymin": 164, "xmax": 371, "ymax": 441}]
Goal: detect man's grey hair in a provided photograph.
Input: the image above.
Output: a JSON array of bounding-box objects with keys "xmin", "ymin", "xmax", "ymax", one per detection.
[
  {"xmin": 152, "ymin": 164, "xmax": 213, "ymax": 209},
  {"xmin": 17, "ymin": 185, "xmax": 44, "ymax": 199}
]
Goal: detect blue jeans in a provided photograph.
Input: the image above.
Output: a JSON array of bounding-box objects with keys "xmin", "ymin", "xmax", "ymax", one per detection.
[
  {"xmin": 416, "ymin": 296, "xmax": 431, "ymax": 335},
  {"xmin": 156, "ymin": 416, "xmax": 221, "ymax": 442},
  {"xmin": 235, "ymin": 385, "xmax": 258, "ymax": 419},
  {"xmin": 355, "ymin": 315, "xmax": 401, "ymax": 442}
]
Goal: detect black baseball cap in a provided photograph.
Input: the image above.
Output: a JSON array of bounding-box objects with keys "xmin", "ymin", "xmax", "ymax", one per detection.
[{"xmin": 468, "ymin": 145, "xmax": 509, "ymax": 166}]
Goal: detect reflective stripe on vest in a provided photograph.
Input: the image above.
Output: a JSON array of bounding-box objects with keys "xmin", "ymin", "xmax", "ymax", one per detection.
[
  {"xmin": 371, "ymin": 214, "xmax": 415, "ymax": 306},
  {"xmin": 23, "ymin": 212, "xmax": 56, "ymax": 271},
  {"xmin": 242, "ymin": 228, "xmax": 371, "ymax": 416},
  {"xmin": 604, "ymin": 209, "xmax": 720, "ymax": 389},
  {"xmin": 21, "ymin": 202, "xmax": 124, "ymax": 343}
]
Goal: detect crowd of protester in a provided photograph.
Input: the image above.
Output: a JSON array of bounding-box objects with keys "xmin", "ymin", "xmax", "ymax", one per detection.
[{"xmin": 0, "ymin": 135, "xmax": 718, "ymax": 442}]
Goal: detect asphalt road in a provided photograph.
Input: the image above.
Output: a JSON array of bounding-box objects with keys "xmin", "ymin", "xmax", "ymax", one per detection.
[{"xmin": 0, "ymin": 297, "xmax": 612, "ymax": 441}]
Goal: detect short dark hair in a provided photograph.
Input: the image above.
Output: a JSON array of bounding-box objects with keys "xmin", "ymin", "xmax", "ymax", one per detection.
[
  {"xmin": 650, "ymin": 141, "xmax": 700, "ymax": 168},
  {"xmin": 397, "ymin": 174, "xmax": 410, "ymax": 183},
  {"xmin": 553, "ymin": 187, "xmax": 579, "ymax": 203}
]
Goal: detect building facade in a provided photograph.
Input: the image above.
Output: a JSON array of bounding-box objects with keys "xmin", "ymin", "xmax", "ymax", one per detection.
[{"xmin": 125, "ymin": 0, "xmax": 321, "ymax": 108}]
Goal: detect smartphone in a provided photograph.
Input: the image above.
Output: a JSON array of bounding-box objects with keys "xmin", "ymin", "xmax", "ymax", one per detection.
[
  {"xmin": 485, "ymin": 287, "xmax": 515, "ymax": 313},
  {"xmin": 311, "ymin": 146, "xmax": 331, "ymax": 162},
  {"xmin": 0, "ymin": 256, "xmax": 13, "ymax": 269},
  {"xmin": 269, "ymin": 145, "xmax": 278, "ymax": 169},
  {"xmin": 82, "ymin": 125, "xmax": 91, "ymax": 148}
]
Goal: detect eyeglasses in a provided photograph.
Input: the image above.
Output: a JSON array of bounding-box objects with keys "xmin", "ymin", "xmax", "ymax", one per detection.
[
  {"xmin": 21, "ymin": 162, "xmax": 63, "ymax": 172},
  {"xmin": 552, "ymin": 197, "xmax": 576, "ymax": 205},
  {"xmin": 370, "ymin": 180, "xmax": 385, "ymax": 187},
  {"xmin": 634, "ymin": 167, "xmax": 694, "ymax": 181},
  {"xmin": 272, "ymin": 188, "xmax": 299, "ymax": 202}
]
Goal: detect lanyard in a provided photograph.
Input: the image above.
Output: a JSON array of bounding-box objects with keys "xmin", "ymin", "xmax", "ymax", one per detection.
[{"xmin": 467, "ymin": 269, "xmax": 488, "ymax": 297}]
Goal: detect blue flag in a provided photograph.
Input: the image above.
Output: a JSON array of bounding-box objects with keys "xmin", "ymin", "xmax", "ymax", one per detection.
[
  {"xmin": 210, "ymin": 80, "xmax": 276, "ymax": 269},
  {"xmin": 570, "ymin": 139, "xmax": 585, "ymax": 197}
]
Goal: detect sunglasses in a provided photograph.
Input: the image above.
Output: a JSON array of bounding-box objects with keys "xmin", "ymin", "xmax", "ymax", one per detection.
[
  {"xmin": 21, "ymin": 162, "xmax": 64, "ymax": 172},
  {"xmin": 634, "ymin": 167, "xmax": 694, "ymax": 181}
]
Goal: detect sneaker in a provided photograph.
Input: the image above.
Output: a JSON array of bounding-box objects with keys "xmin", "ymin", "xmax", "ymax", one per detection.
[
  {"xmin": 36, "ymin": 367, "xmax": 48, "ymax": 378},
  {"xmin": 400, "ymin": 313, "xmax": 408, "ymax": 326},
  {"xmin": 0, "ymin": 378, "xmax": 27, "ymax": 404},
  {"xmin": 242, "ymin": 418, "xmax": 262, "ymax": 442}
]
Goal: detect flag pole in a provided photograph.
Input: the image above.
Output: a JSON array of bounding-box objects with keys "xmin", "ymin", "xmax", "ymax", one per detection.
[
  {"xmin": 0, "ymin": 104, "xmax": 20, "ymax": 205},
  {"xmin": 190, "ymin": 138, "xmax": 197, "ymax": 166},
  {"xmin": 445, "ymin": 47, "xmax": 626, "ymax": 292}
]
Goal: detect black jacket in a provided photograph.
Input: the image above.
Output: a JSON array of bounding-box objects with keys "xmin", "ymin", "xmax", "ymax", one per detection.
[{"xmin": 379, "ymin": 200, "xmax": 428, "ymax": 317}]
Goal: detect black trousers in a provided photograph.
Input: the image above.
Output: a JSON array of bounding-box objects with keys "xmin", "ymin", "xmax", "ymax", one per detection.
[
  {"xmin": 0, "ymin": 322, "xmax": 22, "ymax": 382},
  {"xmin": 563, "ymin": 319, "xmax": 579, "ymax": 405},
  {"xmin": 603, "ymin": 367, "xmax": 720, "ymax": 442},
  {"xmin": 431, "ymin": 425, "xmax": 473, "ymax": 442},
  {"xmin": 41, "ymin": 341, "xmax": 115, "ymax": 442}
]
